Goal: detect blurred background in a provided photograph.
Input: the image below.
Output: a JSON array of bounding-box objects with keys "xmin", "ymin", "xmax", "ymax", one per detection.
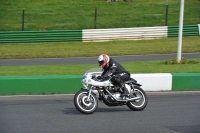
[{"xmin": 0, "ymin": 0, "xmax": 199, "ymax": 31}]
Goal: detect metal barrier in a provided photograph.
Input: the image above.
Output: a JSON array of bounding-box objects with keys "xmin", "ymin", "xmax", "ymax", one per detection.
[
  {"xmin": 168, "ymin": 24, "xmax": 199, "ymax": 37},
  {"xmin": 0, "ymin": 30, "xmax": 82, "ymax": 43},
  {"xmin": 0, "ymin": 75, "xmax": 82, "ymax": 95},
  {"xmin": 1, "ymin": 73, "xmax": 200, "ymax": 95},
  {"xmin": 0, "ymin": 24, "xmax": 199, "ymax": 43},
  {"xmin": 82, "ymin": 26, "xmax": 168, "ymax": 42}
]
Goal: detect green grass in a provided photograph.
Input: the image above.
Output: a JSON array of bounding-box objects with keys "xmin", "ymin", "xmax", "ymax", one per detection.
[
  {"xmin": 0, "ymin": 0, "xmax": 199, "ymax": 31},
  {"xmin": 0, "ymin": 36, "xmax": 200, "ymax": 59},
  {"xmin": 0, "ymin": 59, "xmax": 200, "ymax": 76},
  {"xmin": 0, "ymin": 36, "xmax": 199, "ymax": 75}
]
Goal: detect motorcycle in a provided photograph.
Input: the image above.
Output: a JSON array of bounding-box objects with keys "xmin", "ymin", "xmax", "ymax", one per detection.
[{"xmin": 74, "ymin": 68, "xmax": 148, "ymax": 114}]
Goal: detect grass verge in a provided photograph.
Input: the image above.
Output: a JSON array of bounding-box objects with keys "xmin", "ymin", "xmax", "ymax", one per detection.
[
  {"xmin": 0, "ymin": 59, "xmax": 199, "ymax": 76},
  {"xmin": 0, "ymin": 36, "xmax": 200, "ymax": 59}
]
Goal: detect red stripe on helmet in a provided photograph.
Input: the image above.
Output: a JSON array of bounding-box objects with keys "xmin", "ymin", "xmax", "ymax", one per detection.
[{"xmin": 101, "ymin": 54, "xmax": 108, "ymax": 69}]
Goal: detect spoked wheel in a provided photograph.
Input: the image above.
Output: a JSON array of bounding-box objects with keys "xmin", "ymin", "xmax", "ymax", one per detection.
[
  {"xmin": 127, "ymin": 87, "xmax": 148, "ymax": 111},
  {"xmin": 74, "ymin": 90, "xmax": 98, "ymax": 114}
]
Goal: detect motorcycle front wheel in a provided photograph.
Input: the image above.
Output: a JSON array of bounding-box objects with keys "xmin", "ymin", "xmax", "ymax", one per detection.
[
  {"xmin": 74, "ymin": 89, "xmax": 98, "ymax": 114},
  {"xmin": 127, "ymin": 87, "xmax": 148, "ymax": 111}
]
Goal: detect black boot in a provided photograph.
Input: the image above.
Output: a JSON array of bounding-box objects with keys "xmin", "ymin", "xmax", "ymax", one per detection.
[{"xmin": 120, "ymin": 84, "xmax": 130, "ymax": 97}]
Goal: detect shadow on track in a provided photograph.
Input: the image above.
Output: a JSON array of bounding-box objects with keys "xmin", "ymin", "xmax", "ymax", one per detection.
[{"xmin": 62, "ymin": 107, "xmax": 132, "ymax": 115}]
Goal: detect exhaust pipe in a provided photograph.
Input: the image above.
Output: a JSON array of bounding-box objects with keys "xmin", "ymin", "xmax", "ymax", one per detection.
[
  {"xmin": 114, "ymin": 96, "xmax": 141, "ymax": 102},
  {"xmin": 106, "ymin": 89, "xmax": 141, "ymax": 102},
  {"xmin": 127, "ymin": 96, "xmax": 141, "ymax": 101}
]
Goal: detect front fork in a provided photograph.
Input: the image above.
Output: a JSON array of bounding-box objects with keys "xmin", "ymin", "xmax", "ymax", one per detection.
[{"xmin": 86, "ymin": 87, "xmax": 92, "ymax": 101}]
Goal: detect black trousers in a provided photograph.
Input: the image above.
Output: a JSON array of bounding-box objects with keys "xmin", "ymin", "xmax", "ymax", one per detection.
[{"xmin": 110, "ymin": 73, "xmax": 130, "ymax": 87}]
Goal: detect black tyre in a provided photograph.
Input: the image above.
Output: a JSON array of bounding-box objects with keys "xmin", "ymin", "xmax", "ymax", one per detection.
[
  {"xmin": 74, "ymin": 89, "xmax": 98, "ymax": 114},
  {"xmin": 127, "ymin": 87, "xmax": 148, "ymax": 111}
]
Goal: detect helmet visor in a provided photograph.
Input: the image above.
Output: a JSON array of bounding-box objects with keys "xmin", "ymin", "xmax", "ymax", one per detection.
[{"xmin": 98, "ymin": 60, "xmax": 104, "ymax": 66}]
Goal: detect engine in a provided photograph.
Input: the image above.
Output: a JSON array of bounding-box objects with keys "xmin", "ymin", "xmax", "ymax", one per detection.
[
  {"xmin": 113, "ymin": 93, "xmax": 121, "ymax": 100},
  {"xmin": 107, "ymin": 92, "xmax": 121, "ymax": 101},
  {"xmin": 107, "ymin": 86, "xmax": 122, "ymax": 93}
]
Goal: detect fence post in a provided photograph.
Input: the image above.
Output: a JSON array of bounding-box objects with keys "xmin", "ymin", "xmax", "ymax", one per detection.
[
  {"xmin": 94, "ymin": 8, "xmax": 97, "ymax": 29},
  {"xmin": 22, "ymin": 10, "xmax": 25, "ymax": 31},
  {"xmin": 165, "ymin": 0, "xmax": 168, "ymax": 26}
]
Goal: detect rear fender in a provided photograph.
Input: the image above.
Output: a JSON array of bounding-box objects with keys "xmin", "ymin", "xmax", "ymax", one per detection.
[
  {"xmin": 133, "ymin": 83, "xmax": 142, "ymax": 86},
  {"xmin": 134, "ymin": 85, "xmax": 142, "ymax": 89}
]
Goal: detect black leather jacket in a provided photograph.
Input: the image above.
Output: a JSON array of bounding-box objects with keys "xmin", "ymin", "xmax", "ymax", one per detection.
[{"xmin": 101, "ymin": 58, "xmax": 130, "ymax": 78}]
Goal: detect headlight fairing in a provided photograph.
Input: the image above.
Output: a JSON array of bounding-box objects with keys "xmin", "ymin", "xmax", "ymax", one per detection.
[{"xmin": 82, "ymin": 74, "xmax": 87, "ymax": 87}]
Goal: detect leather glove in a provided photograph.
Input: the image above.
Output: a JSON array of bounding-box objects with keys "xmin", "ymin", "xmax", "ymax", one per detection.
[{"xmin": 97, "ymin": 76, "xmax": 103, "ymax": 80}]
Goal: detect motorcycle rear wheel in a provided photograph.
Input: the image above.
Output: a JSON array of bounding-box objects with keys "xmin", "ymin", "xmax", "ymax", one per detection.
[
  {"xmin": 74, "ymin": 89, "xmax": 98, "ymax": 114},
  {"xmin": 127, "ymin": 87, "xmax": 148, "ymax": 111}
]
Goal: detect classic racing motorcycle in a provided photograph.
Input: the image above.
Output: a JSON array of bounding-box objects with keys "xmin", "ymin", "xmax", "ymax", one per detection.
[{"xmin": 74, "ymin": 68, "xmax": 148, "ymax": 114}]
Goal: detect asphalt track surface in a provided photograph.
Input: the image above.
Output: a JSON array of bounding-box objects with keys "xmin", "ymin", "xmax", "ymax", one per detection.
[
  {"xmin": 0, "ymin": 53, "xmax": 200, "ymax": 66},
  {"xmin": 0, "ymin": 92, "xmax": 200, "ymax": 133},
  {"xmin": 1, "ymin": 53, "xmax": 200, "ymax": 133}
]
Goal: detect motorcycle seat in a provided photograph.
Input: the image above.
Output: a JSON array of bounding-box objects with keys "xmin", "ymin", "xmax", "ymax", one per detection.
[{"xmin": 124, "ymin": 78, "xmax": 137, "ymax": 84}]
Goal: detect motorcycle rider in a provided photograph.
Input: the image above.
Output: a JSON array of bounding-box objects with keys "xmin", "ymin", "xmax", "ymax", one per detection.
[{"xmin": 97, "ymin": 54, "xmax": 131, "ymax": 97}]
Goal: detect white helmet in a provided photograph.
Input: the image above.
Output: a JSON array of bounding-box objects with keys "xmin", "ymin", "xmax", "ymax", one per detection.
[{"xmin": 97, "ymin": 54, "xmax": 110, "ymax": 69}]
